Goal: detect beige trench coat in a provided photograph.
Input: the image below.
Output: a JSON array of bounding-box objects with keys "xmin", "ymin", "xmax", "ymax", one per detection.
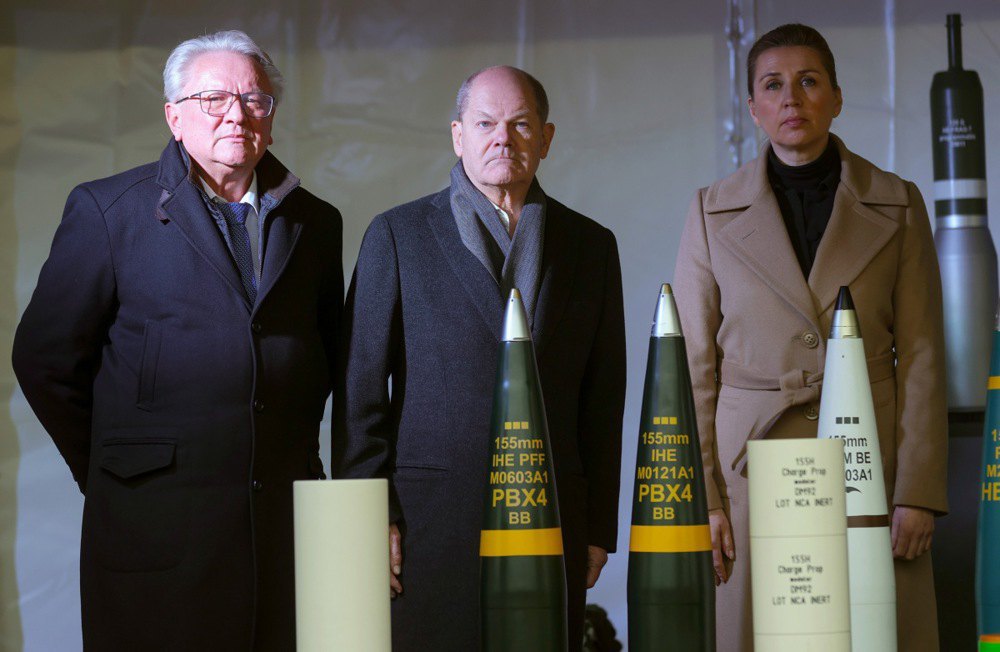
[{"xmin": 673, "ymin": 136, "xmax": 948, "ymax": 652}]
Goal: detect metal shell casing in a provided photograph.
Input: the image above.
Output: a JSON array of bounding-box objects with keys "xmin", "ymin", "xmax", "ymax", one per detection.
[
  {"xmin": 818, "ymin": 286, "xmax": 897, "ymax": 651},
  {"xmin": 931, "ymin": 13, "xmax": 998, "ymax": 411},
  {"xmin": 976, "ymin": 313, "xmax": 1000, "ymax": 650},
  {"xmin": 627, "ymin": 284, "xmax": 714, "ymax": 651},
  {"xmin": 480, "ymin": 289, "xmax": 567, "ymax": 652}
]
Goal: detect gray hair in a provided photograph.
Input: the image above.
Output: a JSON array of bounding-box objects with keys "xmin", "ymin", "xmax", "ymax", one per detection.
[
  {"xmin": 454, "ymin": 65, "xmax": 550, "ymax": 124},
  {"xmin": 163, "ymin": 30, "xmax": 284, "ymax": 103}
]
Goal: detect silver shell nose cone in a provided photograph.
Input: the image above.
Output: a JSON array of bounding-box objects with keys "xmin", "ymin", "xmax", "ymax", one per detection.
[
  {"xmin": 502, "ymin": 289, "xmax": 532, "ymax": 342},
  {"xmin": 652, "ymin": 283, "xmax": 683, "ymax": 338}
]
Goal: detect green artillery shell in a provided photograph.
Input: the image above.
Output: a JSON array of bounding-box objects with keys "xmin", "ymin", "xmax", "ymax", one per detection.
[
  {"xmin": 481, "ymin": 289, "xmax": 568, "ymax": 652},
  {"xmin": 977, "ymin": 314, "xmax": 1000, "ymax": 651},
  {"xmin": 627, "ymin": 284, "xmax": 715, "ymax": 651}
]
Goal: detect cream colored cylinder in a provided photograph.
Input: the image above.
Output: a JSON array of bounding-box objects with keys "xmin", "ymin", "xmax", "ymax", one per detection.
[
  {"xmin": 294, "ymin": 479, "xmax": 391, "ymax": 652},
  {"xmin": 748, "ymin": 439, "xmax": 851, "ymax": 651}
]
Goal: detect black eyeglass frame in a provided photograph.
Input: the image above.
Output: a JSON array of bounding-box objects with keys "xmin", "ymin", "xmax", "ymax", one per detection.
[{"xmin": 175, "ymin": 90, "xmax": 275, "ymax": 118}]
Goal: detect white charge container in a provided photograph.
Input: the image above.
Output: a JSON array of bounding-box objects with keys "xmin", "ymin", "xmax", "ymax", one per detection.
[
  {"xmin": 294, "ymin": 479, "xmax": 391, "ymax": 652},
  {"xmin": 748, "ymin": 439, "xmax": 851, "ymax": 651}
]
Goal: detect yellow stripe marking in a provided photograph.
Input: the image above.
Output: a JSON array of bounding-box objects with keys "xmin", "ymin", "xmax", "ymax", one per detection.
[
  {"xmin": 989, "ymin": 376, "xmax": 1000, "ymax": 391},
  {"xmin": 480, "ymin": 527, "xmax": 563, "ymax": 556},
  {"xmin": 629, "ymin": 524, "xmax": 712, "ymax": 553}
]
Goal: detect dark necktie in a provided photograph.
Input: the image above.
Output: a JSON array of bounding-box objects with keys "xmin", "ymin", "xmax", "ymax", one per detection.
[{"xmin": 218, "ymin": 201, "xmax": 257, "ymax": 303}]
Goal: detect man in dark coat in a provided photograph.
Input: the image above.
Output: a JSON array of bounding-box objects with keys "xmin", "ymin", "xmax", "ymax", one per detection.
[
  {"xmin": 11, "ymin": 30, "xmax": 342, "ymax": 650},
  {"xmin": 336, "ymin": 65, "xmax": 626, "ymax": 650}
]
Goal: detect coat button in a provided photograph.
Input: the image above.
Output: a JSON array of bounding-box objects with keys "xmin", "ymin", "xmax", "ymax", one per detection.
[
  {"xmin": 804, "ymin": 405, "xmax": 819, "ymax": 420},
  {"xmin": 802, "ymin": 332, "xmax": 819, "ymax": 348},
  {"xmin": 252, "ymin": 480, "xmax": 263, "ymax": 492},
  {"xmin": 253, "ymin": 400, "xmax": 264, "ymax": 413},
  {"xmin": 251, "ymin": 321, "xmax": 262, "ymax": 334}
]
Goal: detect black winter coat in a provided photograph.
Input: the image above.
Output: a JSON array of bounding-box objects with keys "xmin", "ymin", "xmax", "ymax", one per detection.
[
  {"xmin": 336, "ymin": 187, "xmax": 626, "ymax": 651},
  {"xmin": 12, "ymin": 139, "xmax": 343, "ymax": 650}
]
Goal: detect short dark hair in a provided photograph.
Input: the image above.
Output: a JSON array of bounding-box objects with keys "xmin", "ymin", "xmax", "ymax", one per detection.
[
  {"xmin": 454, "ymin": 65, "xmax": 550, "ymax": 123},
  {"xmin": 747, "ymin": 24, "xmax": 838, "ymax": 98}
]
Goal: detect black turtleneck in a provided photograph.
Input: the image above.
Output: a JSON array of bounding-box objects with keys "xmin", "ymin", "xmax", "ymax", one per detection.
[{"xmin": 767, "ymin": 140, "xmax": 841, "ymax": 278}]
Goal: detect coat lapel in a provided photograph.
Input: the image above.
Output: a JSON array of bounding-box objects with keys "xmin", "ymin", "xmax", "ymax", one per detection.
[
  {"xmin": 531, "ymin": 202, "xmax": 578, "ymax": 360},
  {"xmin": 156, "ymin": 181, "xmax": 251, "ymax": 312},
  {"xmin": 711, "ymin": 136, "xmax": 908, "ymax": 330},
  {"xmin": 154, "ymin": 141, "xmax": 311, "ymax": 314},
  {"xmin": 257, "ymin": 209, "xmax": 303, "ymax": 309},
  {"xmin": 808, "ymin": 139, "xmax": 903, "ymax": 314},
  {"xmin": 427, "ymin": 191, "xmax": 505, "ymax": 338},
  {"xmin": 808, "ymin": 189, "xmax": 898, "ymax": 314},
  {"xmin": 714, "ymin": 158, "xmax": 821, "ymax": 331},
  {"xmin": 253, "ymin": 149, "xmax": 304, "ymax": 310}
]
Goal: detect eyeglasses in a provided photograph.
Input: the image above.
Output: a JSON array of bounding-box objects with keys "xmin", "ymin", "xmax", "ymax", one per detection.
[{"xmin": 176, "ymin": 90, "xmax": 275, "ymax": 118}]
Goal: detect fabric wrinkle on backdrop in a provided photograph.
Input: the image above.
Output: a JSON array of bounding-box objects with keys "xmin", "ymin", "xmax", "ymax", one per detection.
[{"xmin": 3, "ymin": 1, "xmax": 1000, "ymax": 649}]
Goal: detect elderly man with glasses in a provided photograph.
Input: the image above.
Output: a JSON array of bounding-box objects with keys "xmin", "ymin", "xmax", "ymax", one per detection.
[{"xmin": 12, "ymin": 30, "xmax": 343, "ymax": 650}]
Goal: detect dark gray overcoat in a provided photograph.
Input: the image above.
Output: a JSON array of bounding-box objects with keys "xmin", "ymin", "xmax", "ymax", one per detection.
[{"xmin": 336, "ymin": 186, "xmax": 626, "ymax": 651}]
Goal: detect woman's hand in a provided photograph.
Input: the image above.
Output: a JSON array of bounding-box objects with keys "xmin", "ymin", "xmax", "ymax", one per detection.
[
  {"xmin": 891, "ymin": 505, "xmax": 934, "ymax": 560},
  {"xmin": 709, "ymin": 508, "xmax": 735, "ymax": 585}
]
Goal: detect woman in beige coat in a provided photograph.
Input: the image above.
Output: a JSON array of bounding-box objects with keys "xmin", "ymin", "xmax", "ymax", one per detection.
[{"xmin": 673, "ymin": 23, "xmax": 947, "ymax": 652}]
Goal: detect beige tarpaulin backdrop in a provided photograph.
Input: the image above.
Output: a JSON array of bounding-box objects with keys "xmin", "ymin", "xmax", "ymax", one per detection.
[{"xmin": 3, "ymin": 1, "xmax": 1000, "ymax": 649}]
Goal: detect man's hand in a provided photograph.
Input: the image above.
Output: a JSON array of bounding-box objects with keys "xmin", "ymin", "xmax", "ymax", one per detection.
[
  {"xmin": 709, "ymin": 508, "xmax": 735, "ymax": 585},
  {"xmin": 891, "ymin": 505, "xmax": 934, "ymax": 560},
  {"xmin": 389, "ymin": 523, "xmax": 403, "ymax": 598},
  {"xmin": 585, "ymin": 545, "xmax": 609, "ymax": 588}
]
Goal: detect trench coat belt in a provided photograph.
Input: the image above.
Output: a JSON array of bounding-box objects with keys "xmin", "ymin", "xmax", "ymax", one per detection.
[{"xmin": 721, "ymin": 352, "xmax": 896, "ymax": 476}]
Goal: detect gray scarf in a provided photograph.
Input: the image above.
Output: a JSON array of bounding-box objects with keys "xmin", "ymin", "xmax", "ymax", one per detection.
[{"xmin": 449, "ymin": 160, "xmax": 546, "ymax": 327}]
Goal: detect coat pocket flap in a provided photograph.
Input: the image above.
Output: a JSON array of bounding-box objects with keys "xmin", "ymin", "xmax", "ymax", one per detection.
[{"xmin": 100, "ymin": 440, "xmax": 176, "ymax": 479}]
